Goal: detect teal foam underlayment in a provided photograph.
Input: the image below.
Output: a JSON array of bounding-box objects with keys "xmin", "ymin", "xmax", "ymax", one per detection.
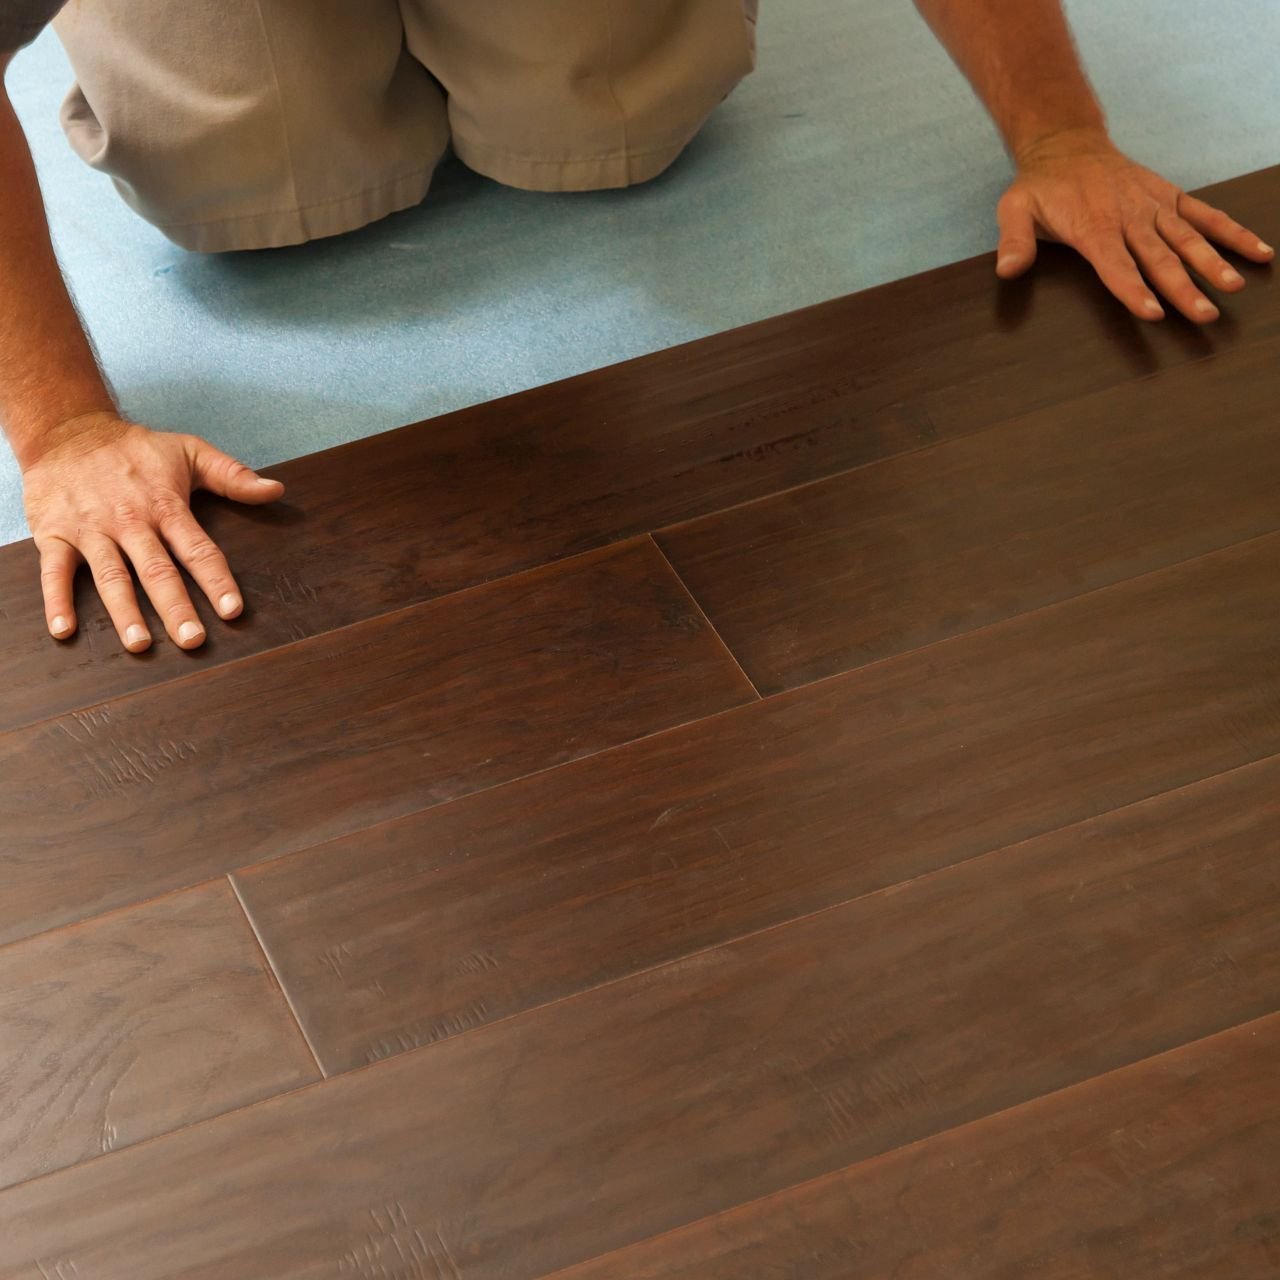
[{"xmin": 2, "ymin": 0, "xmax": 1278, "ymax": 546}]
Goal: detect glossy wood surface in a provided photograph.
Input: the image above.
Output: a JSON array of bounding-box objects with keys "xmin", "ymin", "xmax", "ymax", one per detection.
[
  {"xmin": 0, "ymin": 539, "xmax": 753, "ymax": 945},
  {"xmin": 0, "ymin": 165, "xmax": 1276, "ymax": 1278},
  {"xmin": 659, "ymin": 336, "xmax": 1280, "ymax": 691},
  {"xmin": 6, "ymin": 758, "xmax": 1280, "ymax": 1274},
  {"xmin": 0, "ymin": 172, "xmax": 1273, "ymax": 732},
  {"xmin": 0, "ymin": 881, "xmax": 318, "ymax": 1190},
  {"xmin": 236, "ymin": 535, "xmax": 1280, "ymax": 1073},
  {"xmin": 554, "ymin": 1014, "xmax": 1280, "ymax": 1280}
]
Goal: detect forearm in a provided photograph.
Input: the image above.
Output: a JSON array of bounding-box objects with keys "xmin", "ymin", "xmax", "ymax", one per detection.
[
  {"xmin": 1, "ymin": 57, "xmax": 115, "ymax": 471},
  {"xmin": 914, "ymin": 0, "xmax": 1107, "ymax": 161}
]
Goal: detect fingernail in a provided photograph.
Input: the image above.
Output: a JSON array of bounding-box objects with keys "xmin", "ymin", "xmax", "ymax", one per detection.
[
  {"xmin": 125, "ymin": 624, "xmax": 150, "ymax": 649},
  {"xmin": 51, "ymin": 615, "xmax": 71, "ymax": 637},
  {"xmin": 178, "ymin": 621, "xmax": 204, "ymax": 645},
  {"xmin": 1222, "ymin": 267, "xmax": 1243, "ymax": 285},
  {"xmin": 996, "ymin": 256, "xmax": 1019, "ymax": 273},
  {"xmin": 1258, "ymin": 241, "xmax": 1274, "ymax": 256},
  {"xmin": 218, "ymin": 592, "xmax": 242, "ymax": 617},
  {"xmin": 1194, "ymin": 299, "xmax": 1219, "ymax": 317},
  {"xmin": 254, "ymin": 476, "xmax": 279, "ymax": 488},
  {"xmin": 1144, "ymin": 298, "xmax": 1164, "ymax": 317}
]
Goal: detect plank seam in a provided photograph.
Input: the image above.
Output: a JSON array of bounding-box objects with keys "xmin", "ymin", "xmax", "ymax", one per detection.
[
  {"xmin": 227, "ymin": 874, "xmax": 328, "ymax": 1080},
  {"xmin": 646, "ymin": 534, "xmax": 762, "ymax": 699}
]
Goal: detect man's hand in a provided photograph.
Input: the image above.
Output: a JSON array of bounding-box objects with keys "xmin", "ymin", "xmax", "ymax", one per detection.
[
  {"xmin": 996, "ymin": 130, "xmax": 1275, "ymax": 323},
  {"xmin": 22, "ymin": 412, "xmax": 285, "ymax": 652}
]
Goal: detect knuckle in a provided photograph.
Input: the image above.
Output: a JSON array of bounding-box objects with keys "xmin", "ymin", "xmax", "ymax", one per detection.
[
  {"xmin": 96, "ymin": 564, "xmax": 134, "ymax": 591},
  {"xmin": 137, "ymin": 556, "xmax": 181, "ymax": 584},
  {"xmin": 184, "ymin": 539, "xmax": 225, "ymax": 570},
  {"xmin": 109, "ymin": 501, "xmax": 146, "ymax": 530},
  {"xmin": 150, "ymin": 493, "xmax": 189, "ymax": 523},
  {"xmin": 1146, "ymin": 249, "xmax": 1181, "ymax": 273}
]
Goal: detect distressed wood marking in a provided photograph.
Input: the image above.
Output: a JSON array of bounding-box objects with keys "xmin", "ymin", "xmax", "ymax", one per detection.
[
  {"xmin": 80, "ymin": 738, "xmax": 198, "ymax": 800},
  {"xmin": 364, "ymin": 1000, "xmax": 491, "ymax": 1064},
  {"xmin": 273, "ymin": 572, "xmax": 319, "ymax": 605},
  {"xmin": 446, "ymin": 951, "xmax": 500, "ymax": 978},
  {"xmin": 338, "ymin": 1204, "xmax": 462, "ymax": 1279},
  {"xmin": 320, "ymin": 943, "xmax": 355, "ymax": 981},
  {"xmin": 35, "ymin": 1261, "xmax": 79, "ymax": 1280}
]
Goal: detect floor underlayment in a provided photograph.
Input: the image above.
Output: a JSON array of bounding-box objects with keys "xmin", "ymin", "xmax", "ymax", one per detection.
[{"xmin": 2, "ymin": 0, "xmax": 1278, "ymax": 546}]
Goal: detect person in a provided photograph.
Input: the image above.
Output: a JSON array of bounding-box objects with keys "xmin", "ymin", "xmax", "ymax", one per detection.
[{"xmin": 1, "ymin": 1, "xmax": 1272, "ymax": 655}]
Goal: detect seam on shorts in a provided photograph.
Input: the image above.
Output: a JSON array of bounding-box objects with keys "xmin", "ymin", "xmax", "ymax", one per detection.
[
  {"xmin": 602, "ymin": 2, "xmax": 630, "ymax": 183},
  {"xmin": 251, "ymin": 0, "xmax": 303, "ymax": 226},
  {"xmin": 154, "ymin": 165, "xmax": 437, "ymax": 231}
]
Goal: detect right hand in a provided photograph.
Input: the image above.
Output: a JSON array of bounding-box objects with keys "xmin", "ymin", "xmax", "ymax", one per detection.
[{"xmin": 21, "ymin": 411, "xmax": 285, "ymax": 652}]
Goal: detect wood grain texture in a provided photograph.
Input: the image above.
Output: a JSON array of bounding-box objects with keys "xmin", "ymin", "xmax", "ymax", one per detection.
[
  {"xmin": 553, "ymin": 1014, "xmax": 1280, "ymax": 1280},
  {"xmin": 0, "ymin": 880, "xmax": 318, "ymax": 1191},
  {"xmin": 0, "ymin": 540, "xmax": 753, "ymax": 946},
  {"xmin": 5, "ymin": 755, "xmax": 1280, "ymax": 1276},
  {"xmin": 0, "ymin": 173, "xmax": 1272, "ymax": 732},
  {"xmin": 658, "ymin": 336, "xmax": 1280, "ymax": 692},
  {"xmin": 234, "ymin": 533, "xmax": 1280, "ymax": 1074}
]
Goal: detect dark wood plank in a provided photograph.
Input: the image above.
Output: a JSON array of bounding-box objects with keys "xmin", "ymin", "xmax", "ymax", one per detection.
[
  {"xmin": 4, "ymin": 756, "xmax": 1280, "ymax": 1276},
  {"xmin": 553, "ymin": 1014, "xmax": 1280, "ymax": 1280},
  {"xmin": 235, "ymin": 535, "xmax": 1280, "ymax": 1074},
  {"xmin": 0, "ymin": 880, "xmax": 318, "ymax": 1191},
  {"xmin": 0, "ymin": 172, "xmax": 1273, "ymax": 731},
  {"xmin": 0, "ymin": 540, "xmax": 753, "ymax": 946},
  {"xmin": 658, "ymin": 336, "xmax": 1280, "ymax": 693}
]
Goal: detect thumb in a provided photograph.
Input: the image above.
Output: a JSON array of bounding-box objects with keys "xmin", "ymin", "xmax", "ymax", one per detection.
[
  {"xmin": 191, "ymin": 441, "xmax": 285, "ymax": 505},
  {"xmin": 995, "ymin": 191, "xmax": 1039, "ymax": 279}
]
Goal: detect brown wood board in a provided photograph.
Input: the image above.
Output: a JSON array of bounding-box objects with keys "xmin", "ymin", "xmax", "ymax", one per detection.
[
  {"xmin": 0, "ymin": 540, "xmax": 754, "ymax": 945},
  {"xmin": 657, "ymin": 335, "xmax": 1280, "ymax": 692},
  {"xmin": 552, "ymin": 1014, "xmax": 1280, "ymax": 1280},
  {"xmin": 4, "ymin": 757, "xmax": 1280, "ymax": 1275},
  {"xmin": 0, "ymin": 880, "xmax": 318, "ymax": 1190},
  {"xmin": 234, "ymin": 532, "xmax": 1280, "ymax": 1074},
  {"xmin": 0, "ymin": 170, "xmax": 1273, "ymax": 732}
]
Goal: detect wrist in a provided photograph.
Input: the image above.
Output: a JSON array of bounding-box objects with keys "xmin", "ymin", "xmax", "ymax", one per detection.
[
  {"xmin": 14, "ymin": 407, "xmax": 129, "ymax": 473},
  {"xmin": 1013, "ymin": 123, "xmax": 1116, "ymax": 169}
]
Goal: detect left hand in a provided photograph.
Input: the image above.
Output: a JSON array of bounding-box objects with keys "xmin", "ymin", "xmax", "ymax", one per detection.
[{"xmin": 994, "ymin": 128, "xmax": 1275, "ymax": 323}]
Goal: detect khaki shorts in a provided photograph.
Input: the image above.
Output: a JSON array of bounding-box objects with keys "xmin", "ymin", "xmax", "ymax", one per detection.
[{"xmin": 52, "ymin": 0, "xmax": 758, "ymax": 252}]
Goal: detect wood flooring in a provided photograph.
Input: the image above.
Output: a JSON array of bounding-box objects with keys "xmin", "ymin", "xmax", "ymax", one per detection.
[{"xmin": 0, "ymin": 165, "xmax": 1276, "ymax": 1277}]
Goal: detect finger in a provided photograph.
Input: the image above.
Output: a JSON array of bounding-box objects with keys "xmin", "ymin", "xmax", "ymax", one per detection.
[
  {"xmin": 159, "ymin": 507, "xmax": 244, "ymax": 620},
  {"xmin": 1178, "ymin": 193, "xmax": 1275, "ymax": 263},
  {"xmin": 191, "ymin": 442, "xmax": 285, "ymax": 505},
  {"xmin": 118, "ymin": 529, "xmax": 207, "ymax": 650},
  {"xmin": 1155, "ymin": 209, "xmax": 1245, "ymax": 293},
  {"xmin": 1126, "ymin": 226, "xmax": 1219, "ymax": 324},
  {"xmin": 37, "ymin": 536, "xmax": 79, "ymax": 640},
  {"xmin": 996, "ymin": 192, "xmax": 1038, "ymax": 278},
  {"xmin": 1072, "ymin": 229, "xmax": 1165, "ymax": 322},
  {"xmin": 82, "ymin": 535, "xmax": 152, "ymax": 653}
]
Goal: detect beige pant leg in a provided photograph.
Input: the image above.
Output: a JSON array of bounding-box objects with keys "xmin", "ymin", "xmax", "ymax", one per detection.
[
  {"xmin": 401, "ymin": 0, "xmax": 758, "ymax": 191},
  {"xmin": 53, "ymin": 1, "xmax": 451, "ymax": 251}
]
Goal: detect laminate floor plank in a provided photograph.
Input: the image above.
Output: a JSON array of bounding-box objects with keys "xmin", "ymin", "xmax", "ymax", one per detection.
[
  {"xmin": 230, "ymin": 535, "xmax": 1280, "ymax": 1075},
  {"xmin": 0, "ymin": 540, "xmax": 754, "ymax": 946},
  {"xmin": 5, "ymin": 756, "xmax": 1280, "ymax": 1277},
  {"xmin": 551, "ymin": 1014, "xmax": 1280, "ymax": 1280},
  {"xmin": 0, "ymin": 880, "xmax": 319, "ymax": 1191},
  {"xmin": 658, "ymin": 336, "xmax": 1280, "ymax": 693},
  {"xmin": 0, "ymin": 173, "xmax": 1272, "ymax": 732}
]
